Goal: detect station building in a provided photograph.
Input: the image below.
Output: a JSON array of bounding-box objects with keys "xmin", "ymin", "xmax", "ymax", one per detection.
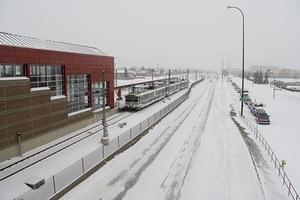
[{"xmin": 0, "ymin": 32, "xmax": 114, "ymax": 160}]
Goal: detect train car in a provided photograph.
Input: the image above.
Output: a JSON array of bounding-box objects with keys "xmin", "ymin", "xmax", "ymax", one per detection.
[
  {"xmin": 180, "ymin": 80, "xmax": 189, "ymax": 89},
  {"xmin": 125, "ymin": 80, "xmax": 189, "ymax": 110}
]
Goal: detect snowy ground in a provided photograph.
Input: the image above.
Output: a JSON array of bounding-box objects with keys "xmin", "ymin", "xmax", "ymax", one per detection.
[
  {"xmin": 61, "ymin": 76, "xmax": 287, "ymax": 200},
  {"xmin": 230, "ymin": 76, "xmax": 300, "ymax": 193}
]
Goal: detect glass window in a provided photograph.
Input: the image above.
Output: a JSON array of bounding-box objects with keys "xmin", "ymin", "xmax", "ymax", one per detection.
[
  {"xmin": 5, "ymin": 65, "xmax": 13, "ymax": 76},
  {"xmin": 92, "ymin": 81, "xmax": 108, "ymax": 110},
  {"xmin": 29, "ymin": 65, "xmax": 63, "ymax": 96},
  {"xmin": 15, "ymin": 65, "xmax": 22, "ymax": 76},
  {"xmin": 67, "ymin": 74, "xmax": 91, "ymax": 113},
  {"xmin": 0, "ymin": 65, "xmax": 3, "ymax": 77},
  {"xmin": 0, "ymin": 64, "xmax": 23, "ymax": 77}
]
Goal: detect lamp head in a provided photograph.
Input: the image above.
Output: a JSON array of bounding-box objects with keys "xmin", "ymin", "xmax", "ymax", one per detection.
[{"xmin": 227, "ymin": 6, "xmax": 233, "ymax": 9}]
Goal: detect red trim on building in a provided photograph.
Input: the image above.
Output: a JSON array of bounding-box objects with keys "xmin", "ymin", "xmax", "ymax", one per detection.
[{"xmin": 0, "ymin": 45, "xmax": 114, "ymax": 108}]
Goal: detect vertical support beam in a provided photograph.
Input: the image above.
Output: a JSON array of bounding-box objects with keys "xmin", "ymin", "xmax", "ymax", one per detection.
[
  {"xmin": 52, "ymin": 176, "xmax": 56, "ymax": 193},
  {"xmin": 17, "ymin": 132, "xmax": 22, "ymax": 157},
  {"xmin": 88, "ymin": 74, "xmax": 92, "ymax": 108},
  {"xmin": 115, "ymin": 68, "xmax": 117, "ymax": 87},
  {"xmin": 62, "ymin": 65, "xmax": 67, "ymax": 96},
  {"xmin": 23, "ymin": 64, "xmax": 30, "ymax": 78},
  {"xmin": 151, "ymin": 68, "xmax": 154, "ymax": 88},
  {"xmin": 101, "ymin": 70, "xmax": 109, "ymax": 146},
  {"xmin": 168, "ymin": 69, "xmax": 171, "ymax": 96}
]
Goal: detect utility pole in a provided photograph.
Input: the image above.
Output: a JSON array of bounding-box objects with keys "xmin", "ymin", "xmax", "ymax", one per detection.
[
  {"xmin": 151, "ymin": 68, "xmax": 154, "ymax": 88},
  {"xmin": 168, "ymin": 69, "xmax": 171, "ymax": 96},
  {"xmin": 101, "ymin": 70, "xmax": 109, "ymax": 145},
  {"xmin": 187, "ymin": 69, "xmax": 189, "ymax": 81}
]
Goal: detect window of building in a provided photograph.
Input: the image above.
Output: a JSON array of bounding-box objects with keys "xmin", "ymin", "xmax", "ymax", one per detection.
[
  {"xmin": 30, "ymin": 65, "xmax": 63, "ymax": 96},
  {"xmin": 92, "ymin": 81, "xmax": 108, "ymax": 110},
  {"xmin": 67, "ymin": 74, "xmax": 90, "ymax": 113},
  {"xmin": 0, "ymin": 64, "xmax": 24, "ymax": 77}
]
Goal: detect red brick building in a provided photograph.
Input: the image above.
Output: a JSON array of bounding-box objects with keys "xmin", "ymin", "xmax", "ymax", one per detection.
[{"xmin": 0, "ymin": 32, "xmax": 114, "ymax": 152}]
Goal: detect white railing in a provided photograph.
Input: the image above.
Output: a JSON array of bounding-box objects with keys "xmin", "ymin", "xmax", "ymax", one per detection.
[{"xmin": 242, "ymin": 117, "xmax": 299, "ymax": 200}]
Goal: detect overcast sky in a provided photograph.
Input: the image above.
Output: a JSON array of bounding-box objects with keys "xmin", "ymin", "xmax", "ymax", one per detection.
[{"xmin": 0, "ymin": 0, "xmax": 299, "ymax": 71}]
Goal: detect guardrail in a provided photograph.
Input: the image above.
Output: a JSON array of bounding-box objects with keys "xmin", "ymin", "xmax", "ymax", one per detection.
[
  {"xmin": 242, "ymin": 117, "xmax": 299, "ymax": 200},
  {"xmin": 14, "ymin": 79, "xmax": 203, "ymax": 200}
]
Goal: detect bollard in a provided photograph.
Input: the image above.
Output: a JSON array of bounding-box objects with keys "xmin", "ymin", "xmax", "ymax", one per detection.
[{"xmin": 17, "ymin": 132, "xmax": 22, "ymax": 157}]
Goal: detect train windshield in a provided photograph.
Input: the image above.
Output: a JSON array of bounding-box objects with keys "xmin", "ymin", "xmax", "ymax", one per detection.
[{"xmin": 125, "ymin": 95, "xmax": 139, "ymax": 102}]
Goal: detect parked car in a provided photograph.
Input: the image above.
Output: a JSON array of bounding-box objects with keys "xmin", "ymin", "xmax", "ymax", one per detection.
[
  {"xmin": 256, "ymin": 112, "xmax": 270, "ymax": 125},
  {"xmin": 254, "ymin": 102, "xmax": 264, "ymax": 107},
  {"xmin": 253, "ymin": 108, "xmax": 266, "ymax": 117},
  {"xmin": 249, "ymin": 105, "xmax": 257, "ymax": 115},
  {"xmin": 244, "ymin": 98, "xmax": 252, "ymax": 105}
]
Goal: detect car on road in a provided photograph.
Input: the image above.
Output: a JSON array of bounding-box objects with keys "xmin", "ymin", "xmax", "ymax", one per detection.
[{"xmin": 256, "ymin": 112, "xmax": 270, "ymax": 125}]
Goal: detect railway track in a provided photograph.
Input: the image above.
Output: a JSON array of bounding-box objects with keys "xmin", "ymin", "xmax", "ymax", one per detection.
[{"xmin": 0, "ymin": 112, "xmax": 134, "ymax": 181}]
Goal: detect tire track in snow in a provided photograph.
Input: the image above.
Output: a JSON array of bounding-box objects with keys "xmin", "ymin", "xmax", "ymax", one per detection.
[
  {"xmin": 161, "ymin": 81, "xmax": 216, "ymax": 200},
  {"xmin": 102, "ymin": 82, "xmax": 212, "ymax": 200},
  {"xmin": 230, "ymin": 114, "xmax": 267, "ymax": 199}
]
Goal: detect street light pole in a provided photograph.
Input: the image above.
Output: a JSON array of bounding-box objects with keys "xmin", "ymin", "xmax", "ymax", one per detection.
[
  {"xmin": 101, "ymin": 70, "xmax": 109, "ymax": 145},
  {"xmin": 227, "ymin": 6, "xmax": 245, "ymax": 116}
]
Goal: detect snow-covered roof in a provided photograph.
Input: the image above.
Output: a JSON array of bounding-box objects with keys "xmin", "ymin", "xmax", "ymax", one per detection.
[{"xmin": 0, "ymin": 32, "xmax": 106, "ymax": 56}]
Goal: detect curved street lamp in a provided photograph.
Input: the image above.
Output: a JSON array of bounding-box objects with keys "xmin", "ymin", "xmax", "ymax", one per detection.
[
  {"xmin": 101, "ymin": 70, "xmax": 109, "ymax": 145},
  {"xmin": 227, "ymin": 6, "xmax": 245, "ymax": 116}
]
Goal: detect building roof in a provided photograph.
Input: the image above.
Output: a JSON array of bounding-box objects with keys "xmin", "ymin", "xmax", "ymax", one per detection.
[{"xmin": 0, "ymin": 32, "xmax": 106, "ymax": 56}]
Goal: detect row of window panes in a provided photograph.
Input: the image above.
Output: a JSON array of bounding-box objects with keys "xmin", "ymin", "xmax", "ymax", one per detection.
[
  {"xmin": 67, "ymin": 74, "xmax": 90, "ymax": 113},
  {"xmin": 30, "ymin": 65, "xmax": 62, "ymax": 75},
  {"xmin": 29, "ymin": 65, "xmax": 63, "ymax": 96},
  {"xmin": 92, "ymin": 81, "xmax": 108, "ymax": 110},
  {"xmin": 0, "ymin": 64, "xmax": 23, "ymax": 77}
]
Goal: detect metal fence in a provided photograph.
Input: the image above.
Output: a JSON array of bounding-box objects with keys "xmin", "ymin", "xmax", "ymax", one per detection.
[
  {"xmin": 15, "ymin": 80, "xmax": 203, "ymax": 200},
  {"xmin": 243, "ymin": 117, "xmax": 299, "ymax": 200}
]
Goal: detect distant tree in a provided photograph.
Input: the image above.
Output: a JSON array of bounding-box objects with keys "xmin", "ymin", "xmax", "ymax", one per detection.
[
  {"xmin": 258, "ymin": 70, "xmax": 263, "ymax": 84},
  {"xmin": 253, "ymin": 70, "xmax": 258, "ymax": 83},
  {"xmin": 124, "ymin": 67, "xmax": 128, "ymax": 79},
  {"xmin": 263, "ymin": 71, "xmax": 269, "ymax": 84}
]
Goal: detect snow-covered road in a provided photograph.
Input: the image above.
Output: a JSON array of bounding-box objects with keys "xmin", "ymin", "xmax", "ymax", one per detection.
[{"xmin": 61, "ymin": 76, "xmax": 287, "ymax": 200}]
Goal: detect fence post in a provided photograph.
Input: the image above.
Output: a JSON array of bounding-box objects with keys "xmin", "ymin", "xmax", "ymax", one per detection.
[
  {"xmin": 52, "ymin": 175, "xmax": 56, "ymax": 194},
  {"xmin": 102, "ymin": 145, "xmax": 105, "ymax": 158},
  {"xmin": 278, "ymin": 164, "xmax": 281, "ymax": 176},
  {"xmin": 81, "ymin": 158, "xmax": 85, "ymax": 173},
  {"xmin": 17, "ymin": 132, "xmax": 22, "ymax": 157},
  {"xmin": 271, "ymin": 151, "xmax": 274, "ymax": 162},
  {"xmin": 117, "ymin": 136, "xmax": 120, "ymax": 147},
  {"xmin": 130, "ymin": 128, "xmax": 132, "ymax": 139}
]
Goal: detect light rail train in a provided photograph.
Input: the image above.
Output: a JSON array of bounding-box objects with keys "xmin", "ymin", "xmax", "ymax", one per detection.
[{"xmin": 125, "ymin": 80, "xmax": 189, "ymax": 110}]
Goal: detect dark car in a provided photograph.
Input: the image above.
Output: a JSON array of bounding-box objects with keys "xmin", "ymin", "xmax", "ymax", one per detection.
[
  {"xmin": 253, "ymin": 108, "xmax": 266, "ymax": 117},
  {"xmin": 256, "ymin": 112, "xmax": 270, "ymax": 125}
]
